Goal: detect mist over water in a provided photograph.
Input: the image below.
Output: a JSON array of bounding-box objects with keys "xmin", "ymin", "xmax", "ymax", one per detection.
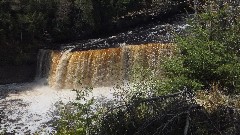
[{"xmin": 0, "ymin": 81, "xmax": 116, "ymax": 134}]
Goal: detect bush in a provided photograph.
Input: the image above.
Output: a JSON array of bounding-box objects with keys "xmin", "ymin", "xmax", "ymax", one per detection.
[
  {"xmin": 162, "ymin": 1, "xmax": 240, "ymax": 94},
  {"xmin": 98, "ymin": 91, "xmax": 240, "ymax": 135},
  {"xmin": 54, "ymin": 86, "xmax": 240, "ymax": 135},
  {"xmin": 54, "ymin": 87, "xmax": 99, "ymax": 135}
]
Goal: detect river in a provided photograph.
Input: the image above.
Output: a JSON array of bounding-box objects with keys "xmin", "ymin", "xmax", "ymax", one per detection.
[{"xmin": 0, "ymin": 14, "xmax": 189, "ymax": 134}]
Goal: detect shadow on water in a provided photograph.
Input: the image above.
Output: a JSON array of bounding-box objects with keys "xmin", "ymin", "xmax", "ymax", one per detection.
[{"xmin": 0, "ymin": 83, "xmax": 38, "ymax": 99}]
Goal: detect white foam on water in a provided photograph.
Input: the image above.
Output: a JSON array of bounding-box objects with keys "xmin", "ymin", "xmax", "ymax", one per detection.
[{"xmin": 0, "ymin": 81, "xmax": 115, "ymax": 134}]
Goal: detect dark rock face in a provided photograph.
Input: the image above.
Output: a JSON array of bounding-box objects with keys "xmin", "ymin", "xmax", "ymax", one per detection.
[{"xmin": 0, "ymin": 65, "xmax": 36, "ymax": 85}]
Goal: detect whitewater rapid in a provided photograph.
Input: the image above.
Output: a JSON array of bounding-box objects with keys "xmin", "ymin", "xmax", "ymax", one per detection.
[{"xmin": 0, "ymin": 80, "xmax": 115, "ymax": 134}]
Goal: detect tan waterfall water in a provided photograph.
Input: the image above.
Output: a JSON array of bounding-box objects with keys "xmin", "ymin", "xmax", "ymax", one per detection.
[{"xmin": 37, "ymin": 43, "xmax": 173, "ymax": 89}]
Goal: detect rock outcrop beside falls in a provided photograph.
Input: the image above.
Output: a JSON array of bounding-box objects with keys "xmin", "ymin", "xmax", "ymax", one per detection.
[{"xmin": 0, "ymin": 65, "xmax": 36, "ymax": 85}]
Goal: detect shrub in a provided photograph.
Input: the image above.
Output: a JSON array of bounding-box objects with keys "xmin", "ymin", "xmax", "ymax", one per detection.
[
  {"xmin": 96, "ymin": 87, "xmax": 240, "ymax": 135},
  {"xmin": 54, "ymin": 87, "xmax": 99, "ymax": 135},
  {"xmin": 162, "ymin": 0, "xmax": 240, "ymax": 94}
]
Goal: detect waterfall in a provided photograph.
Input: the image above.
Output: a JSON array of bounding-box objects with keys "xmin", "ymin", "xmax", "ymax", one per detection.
[
  {"xmin": 36, "ymin": 43, "xmax": 173, "ymax": 89},
  {"xmin": 35, "ymin": 49, "xmax": 52, "ymax": 79},
  {"xmin": 54, "ymin": 49, "xmax": 72, "ymax": 88},
  {"xmin": 1, "ymin": 43, "xmax": 173, "ymax": 133}
]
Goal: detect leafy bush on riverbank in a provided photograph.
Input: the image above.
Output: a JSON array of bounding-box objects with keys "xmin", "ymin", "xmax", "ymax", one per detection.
[
  {"xmin": 55, "ymin": 87, "xmax": 99, "ymax": 135},
  {"xmin": 55, "ymin": 85, "xmax": 240, "ymax": 135},
  {"xmin": 161, "ymin": 0, "xmax": 240, "ymax": 94}
]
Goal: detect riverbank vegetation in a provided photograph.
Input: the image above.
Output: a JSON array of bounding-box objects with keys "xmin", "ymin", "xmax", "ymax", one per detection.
[{"xmin": 54, "ymin": 1, "xmax": 240, "ymax": 134}]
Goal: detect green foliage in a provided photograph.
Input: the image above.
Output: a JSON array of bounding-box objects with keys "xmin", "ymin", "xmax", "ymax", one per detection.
[
  {"xmin": 55, "ymin": 84, "xmax": 240, "ymax": 135},
  {"xmin": 55, "ymin": 87, "xmax": 99, "ymax": 135},
  {"xmin": 162, "ymin": 1, "xmax": 240, "ymax": 94}
]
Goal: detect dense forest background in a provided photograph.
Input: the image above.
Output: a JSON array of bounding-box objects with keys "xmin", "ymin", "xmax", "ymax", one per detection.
[{"xmin": 0, "ymin": 0, "xmax": 189, "ymax": 66}]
